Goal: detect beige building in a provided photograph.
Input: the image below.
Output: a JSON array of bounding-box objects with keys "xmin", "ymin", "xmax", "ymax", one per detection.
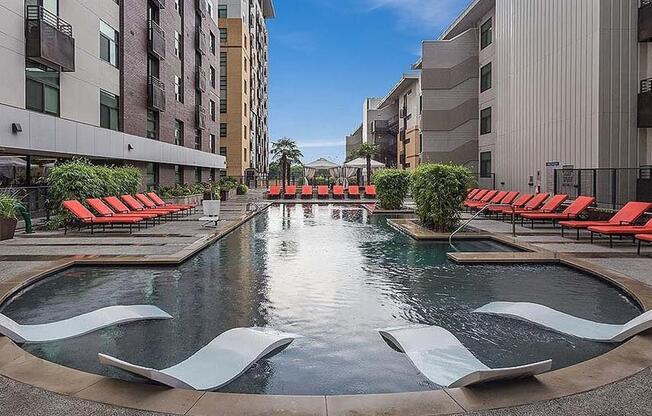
[{"xmin": 217, "ymin": 0, "xmax": 274, "ymax": 182}]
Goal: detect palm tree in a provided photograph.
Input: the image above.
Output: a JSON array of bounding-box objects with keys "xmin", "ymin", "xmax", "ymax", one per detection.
[
  {"xmin": 270, "ymin": 138, "xmax": 303, "ymax": 191},
  {"xmin": 355, "ymin": 143, "xmax": 380, "ymax": 185}
]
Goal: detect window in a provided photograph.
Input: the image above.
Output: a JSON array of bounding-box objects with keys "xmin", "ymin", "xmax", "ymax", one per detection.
[
  {"xmin": 195, "ymin": 129, "xmax": 202, "ymax": 150},
  {"xmin": 25, "ymin": 60, "xmax": 60, "ymax": 116},
  {"xmin": 174, "ymin": 31, "xmax": 182, "ymax": 58},
  {"xmin": 100, "ymin": 21, "xmax": 119, "ymax": 67},
  {"xmin": 147, "ymin": 110, "xmax": 159, "ymax": 140},
  {"xmin": 206, "ymin": 0, "xmax": 214, "ymax": 17},
  {"xmin": 100, "ymin": 90, "xmax": 119, "ymax": 131},
  {"xmin": 174, "ymin": 120, "xmax": 184, "ymax": 146},
  {"xmin": 480, "ymin": 152, "xmax": 492, "ymax": 178},
  {"xmin": 219, "ymin": 28, "xmax": 227, "ymax": 43},
  {"xmin": 210, "ymin": 66, "xmax": 216, "ymax": 88},
  {"xmin": 219, "ymin": 146, "xmax": 227, "ymax": 157},
  {"xmin": 210, "ymin": 32, "xmax": 216, "ymax": 54},
  {"xmin": 218, "ymin": 4, "xmax": 227, "ymax": 18},
  {"xmin": 209, "ymin": 134, "xmax": 216, "ymax": 153},
  {"xmin": 480, "ymin": 63, "xmax": 492, "ymax": 92},
  {"xmin": 146, "ymin": 163, "xmax": 159, "ymax": 191},
  {"xmin": 210, "ymin": 169, "xmax": 216, "ymax": 182},
  {"xmin": 220, "ymin": 99, "xmax": 227, "ymax": 113},
  {"xmin": 175, "ymin": 165, "xmax": 184, "ymax": 185},
  {"xmin": 174, "ymin": 75, "xmax": 183, "ymax": 102},
  {"xmin": 210, "ymin": 100, "xmax": 216, "ymax": 120},
  {"xmin": 174, "ymin": 0, "xmax": 181, "ymax": 14},
  {"xmin": 480, "ymin": 18, "xmax": 492, "ymax": 49},
  {"xmin": 480, "ymin": 107, "xmax": 492, "ymax": 135},
  {"xmin": 220, "ymin": 123, "xmax": 227, "ymax": 138},
  {"xmin": 195, "ymin": 167, "xmax": 202, "ymax": 183},
  {"xmin": 244, "ymin": 147, "xmax": 247, "ymax": 162}
]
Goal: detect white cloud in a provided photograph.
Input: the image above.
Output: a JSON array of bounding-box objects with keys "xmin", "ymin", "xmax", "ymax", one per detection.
[{"xmin": 364, "ymin": 0, "xmax": 468, "ymax": 33}]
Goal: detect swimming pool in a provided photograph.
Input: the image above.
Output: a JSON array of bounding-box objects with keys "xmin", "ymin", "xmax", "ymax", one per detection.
[{"xmin": 1, "ymin": 204, "xmax": 641, "ymax": 395}]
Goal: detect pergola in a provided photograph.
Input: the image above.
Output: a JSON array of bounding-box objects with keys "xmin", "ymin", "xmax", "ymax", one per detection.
[
  {"xmin": 344, "ymin": 157, "xmax": 386, "ymax": 185},
  {"xmin": 303, "ymin": 158, "xmax": 340, "ymax": 184}
]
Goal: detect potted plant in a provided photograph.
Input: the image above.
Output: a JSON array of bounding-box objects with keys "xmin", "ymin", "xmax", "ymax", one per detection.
[
  {"xmin": 236, "ymin": 183, "xmax": 248, "ymax": 195},
  {"xmin": 0, "ymin": 192, "xmax": 19, "ymax": 241}
]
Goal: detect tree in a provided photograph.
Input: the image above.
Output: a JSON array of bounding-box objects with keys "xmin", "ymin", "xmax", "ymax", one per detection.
[
  {"xmin": 354, "ymin": 143, "xmax": 380, "ymax": 185},
  {"xmin": 270, "ymin": 138, "xmax": 303, "ymax": 191}
]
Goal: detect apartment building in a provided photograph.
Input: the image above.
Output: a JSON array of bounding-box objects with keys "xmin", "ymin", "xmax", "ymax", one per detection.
[
  {"xmin": 346, "ymin": 124, "xmax": 362, "ymax": 160},
  {"xmin": 0, "ymin": 0, "xmax": 225, "ymax": 190},
  {"xmin": 217, "ymin": 0, "xmax": 274, "ymax": 183},
  {"xmin": 360, "ymin": 98, "xmax": 398, "ymax": 168}
]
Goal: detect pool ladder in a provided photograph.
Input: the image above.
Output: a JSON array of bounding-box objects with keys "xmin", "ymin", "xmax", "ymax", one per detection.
[{"xmin": 449, "ymin": 204, "xmax": 517, "ymax": 246}]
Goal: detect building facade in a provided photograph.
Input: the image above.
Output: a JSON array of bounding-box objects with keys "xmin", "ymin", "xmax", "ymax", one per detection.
[
  {"xmin": 0, "ymin": 0, "xmax": 226, "ymax": 190},
  {"xmin": 345, "ymin": 124, "xmax": 362, "ymax": 160},
  {"xmin": 361, "ymin": 98, "xmax": 398, "ymax": 168},
  {"xmin": 217, "ymin": 0, "xmax": 274, "ymax": 183}
]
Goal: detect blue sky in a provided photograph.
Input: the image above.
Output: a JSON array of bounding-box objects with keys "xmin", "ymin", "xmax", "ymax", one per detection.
[{"xmin": 267, "ymin": 0, "xmax": 471, "ymax": 164}]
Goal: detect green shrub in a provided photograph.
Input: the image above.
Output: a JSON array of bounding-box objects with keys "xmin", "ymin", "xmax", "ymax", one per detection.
[
  {"xmin": 219, "ymin": 177, "xmax": 239, "ymax": 191},
  {"xmin": 411, "ymin": 163, "xmax": 473, "ymax": 232},
  {"xmin": 236, "ymin": 184, "xmax": 248, "ymax": 195},
  {"xmin": 0, "ymin": 192, "xmax": 19, "ymax": 219},
  {"xmin": 372, "ymin": 169, "xmax": 411, "ymax": 210}
]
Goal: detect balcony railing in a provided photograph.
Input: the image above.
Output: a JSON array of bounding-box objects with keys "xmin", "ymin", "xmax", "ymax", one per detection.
[
  {"xmin": 640, "ymin": 0, "xmax": 652, "ymax": 41},
  {"xmin": 196, "ymin": 30, "xmax": 207, "ymax": 55},
  {"xmin": 148, "ymin": 20, "xmax": 166, "ymax": 60},
  {"xmin": 148, "ymin": 76, "xmax": 166, "ymax": 112},
  {"xmin": 25, "ymin": 5, "xmax": 75, "ymax": 72},
  {"xmin": 196, "ymin": 105, "xmax": 207, "ymax": 130},
  {"xmin": 639, "ymin": 77, "xmax": 652, "ymax": 127},
  {"xmin": 196, "ymin": 67, "xmax": 207, "ymax": 92}
]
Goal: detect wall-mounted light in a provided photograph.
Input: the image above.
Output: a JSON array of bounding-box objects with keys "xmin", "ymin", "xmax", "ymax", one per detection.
[
  {"xmin": 11, "ymin": 123, "xmax": 22, "ymax": 134},
  {"xmin": 128, "ymin": 144, "xmax": 134, "ymax": 151}
]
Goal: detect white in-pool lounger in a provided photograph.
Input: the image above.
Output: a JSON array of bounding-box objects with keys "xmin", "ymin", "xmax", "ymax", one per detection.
[
  {"xmin": 0, "ymin": 305, "xmax": 172, "ymax": 344},
  {"xmin": 379, "ymin": 325, "xmax": 552, "ymax": 388},
  {"xmin": 99, "ymin": 327, "xmax": 299, "ymax": 390},
  {"xmin": 475, "ymin": 301, "xmax": 652, "ymax": 343}
]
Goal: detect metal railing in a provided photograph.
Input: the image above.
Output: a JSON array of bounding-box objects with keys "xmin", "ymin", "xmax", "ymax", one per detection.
[
  {"xmin": 449, "ymin": 203, "xmax": 517, "ymax": 245},
  {"xmin": 26, "ymin": 5, "xmax": 73, "ymax": 37}
]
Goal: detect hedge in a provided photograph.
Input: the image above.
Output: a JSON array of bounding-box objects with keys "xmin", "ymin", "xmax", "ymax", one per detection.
[
  {"xmin": 372, "ymin": 169, "xmax": 411, "ymax": 210},
  {"xmin": 411, "ymin": 163, "xmax": 473, "ymax": 232}
]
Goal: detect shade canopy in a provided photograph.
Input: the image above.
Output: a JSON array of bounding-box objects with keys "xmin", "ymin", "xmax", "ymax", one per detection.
[
  {"xmin": 303, "ymin": 158, "xmax": 340, "ymax": 169},
  {"xmin": 0, "ymin": 156, "xmax": 27, "ymax": 168},
  {"xmin": 344, "ymin": 157, "xmax": 385, "ymax": 169}
]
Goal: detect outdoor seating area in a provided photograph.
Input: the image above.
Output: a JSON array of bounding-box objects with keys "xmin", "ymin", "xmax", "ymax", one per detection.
[{"xmin": 267, "ymin": 184, "xmax": 377, "ymax": 200}]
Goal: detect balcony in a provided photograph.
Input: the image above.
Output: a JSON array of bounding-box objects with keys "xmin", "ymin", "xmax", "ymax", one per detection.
[
  {"xmin": 25, "ymin": 5, "xmax": 75, "ymax": 72},
  {"xmin": 640, "ymin": 0, "xmax": 652, "ymax": 42},
  {"xmin": 148, "ymin": 76, "xmax": 166, "ymax": 112},
  {"xmin": 196, "ymin": 0, "xmax": 208, "ymax": 18},
  {"xmin": 148, "ymin": 20, "xmax": 166, "ymax": 60},
  {"xmin": 196, "ymin": 68, "xmax": 207, "ymax": 92},
  {"xmin": 196, "ymin": 105, "xmax": 207, "ymax": 130},
  {"xmin": 639, "ymin": 78, "xmax": 652, "ymax": 128},
  {"xmin": 196, "ymin": 30, "xmax": 207, "ymax": 55}
]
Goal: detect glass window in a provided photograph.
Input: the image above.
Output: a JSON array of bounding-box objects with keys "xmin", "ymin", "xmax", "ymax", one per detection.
[
  {"xmin": 174, "ymin": 120, "xmax": 184, "ymax": 146},
  {"xmin": 25, "ymin": 60, "xmax": 60, "ymax": 116},
  {"xmin": 146, "ymin": 163, "xmax": 159, "ymax": 190},
  {"xmin": 100, "ymin": 20, "xmax": 119, "ymax": 67},
  {"xmin": 210, "ymin": 66, "xmax": 216, "ymax": 88},
  {"xmin": 210, "ymin": 100, "xmax": 216, "ymax": 120},
  {"xmin": 174, "ymin": 75, "xmax": 183, "ymax": 102},
  {"xmin": 210, "ymin": 32, "xmax": 216, "ymax": 54},
  {"xmin": 174, "ymin": 31, "xmax": 181, "ymax": 57},
  {"xmin": 147, "ymin": 110, "xmax": 159, "ymax": 140},
  {"xmin": 219, "ymin": 146, "xmax": 227, "ymax": 157},
  {"xmin": 219, "ymin": 28, "xmax": 227, "ymax": 43},
  {"xmin": 220, "ymin": 123, "xmax": 227, "ymax": 138},
  {"xmin": 218, "ymin": 5, "xmax": 227, "ymax": 18},
  {"xmin": 209, "ymin": 134, "xmax": 216, "ymax": 153},
  {"xmin": 210, "ymin": 168, "xmax": 216, "ymax": 182},
  {"xmin": 195, "ymin": 129, "xmax": 202, "ymax": 150},
  {"xmin": 480, "ymin": 107, "xmax": 492, "ymax": 135},
  {"xmin": 480, "ymin": 152, "xmax": 492, "ymax": 178},
  {"xmin": 480, "ymin": 63, "xmax": 492, "ymax": 92},
  {"xmin": 100, "ymin": 90, "xmax": 119, "ymax": 131},
  {"xmin": 175, "ymin": 165, "xmax": 183, "ymax": 185},
  {"xmin": 480, "ymin": 18, "xmax": 492, "ymax": 50},
  {"xmin": 220, "ymin": 99, "xmax": 227, "ymax": 113},
  {"xmin": 195, "ymin": 167, "xmax": 202, "ymax": 183}
]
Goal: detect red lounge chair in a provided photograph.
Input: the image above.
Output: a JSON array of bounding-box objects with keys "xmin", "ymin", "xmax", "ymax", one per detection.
[
  {"xmin": 147, "ymin": 192, "xmax": 196, "ymax": 211},
  {"xmin": 86, "ymin": 198, "xmax": 160, "ymax": 224},
  {"xmin": 62, "ymin": 200, "xmax": 143, "ymax": 234},
  {"xmin": 466, "ymin": 190, "xmax": 498, "ymax": 208},
  {"xmin": 520, "ymin": 196, "xmax": 595, "ymax": 228},
  {"xmin": 103, "ymin": 196, "xmax": 171, "ymax": 219},
  {"xmin": 284, "ymin": 185, "xmax": 297, "ymax": 199},
  {"xmin": 467, "ymin": 188, "xmax": 480, "ymax": 199},
  {"xmin": 333, "ymin": 185, "xmax": 345, "ymax": 199},
  {"xmin": 516, "ymin": 194, "xmax": 568, "ymax": 219},
  {"xmin": 317, "ymin": 186, "xmax": 329, "ymax": 199},
  {"xmin": 559, "ymin": 202, "xmax": 652, "ymax": 239},
  {"xmin": 268, "ymin": 185, "xmax": 281, "ymax": 199},
  {"xmin": 636, "ymin": 234, "xmax": 652, "ymax": 255},
  {"xmin": 471, "ymin": 190, "xmax": 508, "ymax": 210},
  {"xmin": 488, "ymin": 193, "xmax": 532, "ymax": 215},
  {"xmin": 348, "ymin": 186, "xmax": 361, "ymax": 199},
  {"xmin": 136, "ymin": 193, "xmax": 189, "ymax": 216},
  {"xmin": 364, "ymin": 185, "xmax": 377, "ymax": 199},
  {"xmin": 301, "ymin": 185, "xmax": 313, "ymax": 199},
  {"xmin": 495, "ymin": 193, "xmax": 551, "ymax": 215},
  {"xmin": 465, "ymin": 189, "xmax": 489, "ymax": 204},
  {"xmin": 588, "ymin": 217, "xmax": 652, "ymax": 247},
  {"xmin": 121, "ymin": 195, "xmax": 180, "ymax": 216}
]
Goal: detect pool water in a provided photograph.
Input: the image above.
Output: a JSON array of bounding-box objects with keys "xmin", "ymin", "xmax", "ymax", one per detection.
[{"xmin": 1, "ymin": 204, "xmax": 641, "ymax": 395}]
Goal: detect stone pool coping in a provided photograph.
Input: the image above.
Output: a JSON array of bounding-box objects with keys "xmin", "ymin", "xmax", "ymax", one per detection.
[{"xmin": 1, "ymin": 209, "xmax": 652, "ymax": 415}]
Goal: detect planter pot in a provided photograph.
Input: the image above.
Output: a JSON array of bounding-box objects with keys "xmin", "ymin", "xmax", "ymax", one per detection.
[
  {"xmin": 166, "ymin": 194, "xmax": 203, "ymax": 206},
  {"xmin": 0, "ymin": 218, "xmax": 17, "ymax": 241}
]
